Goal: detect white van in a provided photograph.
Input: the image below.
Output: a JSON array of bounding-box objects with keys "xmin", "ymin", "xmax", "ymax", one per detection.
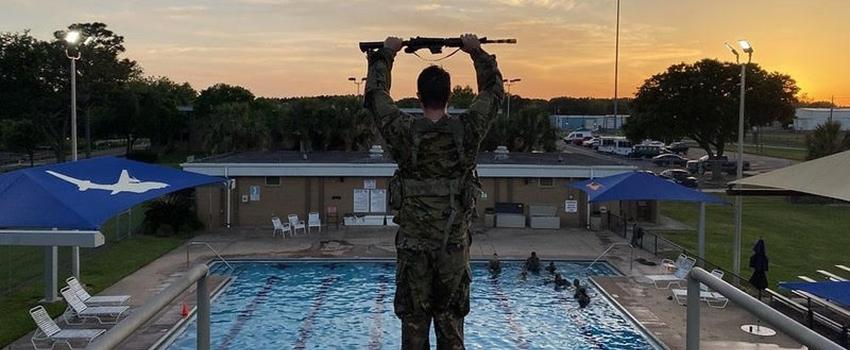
[{"xmin": 564, "ymin": 130, "xmax": 593, "ymax": 145}]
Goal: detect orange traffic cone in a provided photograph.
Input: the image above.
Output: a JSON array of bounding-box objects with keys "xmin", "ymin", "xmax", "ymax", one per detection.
[{"xmin": 181, "ymin": 302, "xmax": 190, "ymax": 318}]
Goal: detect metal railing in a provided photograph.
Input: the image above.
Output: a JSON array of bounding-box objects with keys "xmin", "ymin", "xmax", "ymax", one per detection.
[
  {"xmin": 87, "ymin": 264, "xmax": 211, "ymax": 350},
  {"xmin": 587, "ymin": 242, "xmax": 634, "ymax": 272},
  {"xmin": 186, "ymin": 241, "xmax": 233, "ymax": 270},
  {"xmin": 686, "ymin": 267, "xmax": 842, "ymax": 350}
]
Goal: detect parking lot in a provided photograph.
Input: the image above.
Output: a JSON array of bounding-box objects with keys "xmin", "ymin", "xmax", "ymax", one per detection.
[{"xmin": 559, "ymin": 141, "xmax": 797, "ymax": 189}]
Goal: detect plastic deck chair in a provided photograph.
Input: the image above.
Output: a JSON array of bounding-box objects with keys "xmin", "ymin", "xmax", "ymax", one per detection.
[
  {"xmin": 272, "ymin": 216, "xmax": 291, "ymax": 238},
  {"xmin": 644, "ymin": 255, "xmax": 697, "ymax": 289},
  {"xmin": 288, "ymin": 214, "xmax": 306, "ymax": 235},
  {"xmin": 66, "ymin": 277, "xmax": 130, "ymax": 305},
  {"xmin": 30, "ymin": 305, "xmax": 105, "ymax": 350},
  {"xmin": 60, "ymin": 286, "xmax": 129, "ymax": 325},
  {"xmin": 308, "ymin": 212, "xmax": 321, "ymax": 233}
]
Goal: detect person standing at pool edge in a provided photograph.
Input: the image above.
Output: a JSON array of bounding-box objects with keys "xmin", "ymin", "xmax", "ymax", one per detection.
[{"xmin": 364, "ymin": 34, "xmax": 504, "ymax": 349}]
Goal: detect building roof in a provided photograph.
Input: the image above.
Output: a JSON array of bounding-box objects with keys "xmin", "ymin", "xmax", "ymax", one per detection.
[
  {"xmin": 190, "ymin": 150, "xmax": 622, "ymax": 166},
  {"xmin": 182, "ymin": 150, "xmax": 634, "ymax": 179}
]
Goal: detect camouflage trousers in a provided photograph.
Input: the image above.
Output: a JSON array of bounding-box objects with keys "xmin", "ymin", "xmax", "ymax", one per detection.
[{"xmin": 394, "ymin": 242, "xmax": 471, "ymax": 350}]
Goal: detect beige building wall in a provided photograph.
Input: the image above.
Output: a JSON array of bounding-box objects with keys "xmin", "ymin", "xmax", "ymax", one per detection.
[{"xmin": 195, "ymin": 175, "xmax": 602, "ymax": 229}]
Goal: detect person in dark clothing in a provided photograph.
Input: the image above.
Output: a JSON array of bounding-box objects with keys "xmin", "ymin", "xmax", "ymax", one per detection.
[
  {"xmin": 576, "ymin": 287, "xmax": 591, "ymax": 308},
  {"xmin": 630, "ymin": 222, "xmax": 645, "ymax": 247},
  {"xmin": 488, "ymin": 253, "xmax": 501, "ymax": 275},
  {"xmin": 525, "ymin": 252, "xmax": 541, "ymax": 273},
  {"xmin": 572, "ymin": 278, "xmax": 581, "ymax": 298},
  {"xmin": 545, "ymin": 261, "xmax": 557, "ymax": 275},
  {"xmin": 553, "ymin": 273, "xmax": 569, "ymax": 290}
]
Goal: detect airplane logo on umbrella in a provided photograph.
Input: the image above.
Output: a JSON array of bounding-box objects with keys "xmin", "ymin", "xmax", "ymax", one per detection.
[
  {"xmin": 586, "ymin": 182, "xmax": 604, "ymax": 191},
  {"xmin": 46, "ymin": 169, "xmax": 170, "ymax": 195}
]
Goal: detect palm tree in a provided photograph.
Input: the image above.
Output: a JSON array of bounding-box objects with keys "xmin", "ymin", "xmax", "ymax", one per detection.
[{"xmin": 806, "ymin": 120, "xmax": 850, "ymax": 160}]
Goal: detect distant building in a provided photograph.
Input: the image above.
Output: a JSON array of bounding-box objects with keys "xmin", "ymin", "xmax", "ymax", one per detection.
[
  {"xmin": 181, "ymin": 148, "xmax": 649, "ymax": 229},
  {"xmin": 793, "ymin": 108, "xmax": 850, "ymax": 131},
  {"xmin": 549, "ymin": 115, "xmax": 629, "ymax": 132}
]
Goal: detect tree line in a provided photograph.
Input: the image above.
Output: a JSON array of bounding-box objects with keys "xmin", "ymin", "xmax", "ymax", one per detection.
[{"xmin": 1, "ymin": 23, "xmax": 627, "ymax": 162}]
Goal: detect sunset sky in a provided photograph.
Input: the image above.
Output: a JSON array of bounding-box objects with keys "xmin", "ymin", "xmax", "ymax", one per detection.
[{"xmin": 3, "ymin": 0, "xmax": 848, "ymax": 104}]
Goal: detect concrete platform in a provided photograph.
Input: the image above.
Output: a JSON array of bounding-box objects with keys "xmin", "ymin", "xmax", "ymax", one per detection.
[{"xmin": 7, "ymin": 225, "xmax": 810, "ymax": 349}]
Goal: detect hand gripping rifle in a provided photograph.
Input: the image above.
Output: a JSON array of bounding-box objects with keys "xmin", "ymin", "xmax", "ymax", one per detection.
[{"xmin": 359, "ymin": 36, "xmax": 516, "ymax": 54}]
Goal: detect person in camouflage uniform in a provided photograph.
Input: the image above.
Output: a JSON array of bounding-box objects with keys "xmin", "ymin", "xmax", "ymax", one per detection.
[{"xmin": 364, "ymin": 34, "xmax": 503, "ymax": 349}]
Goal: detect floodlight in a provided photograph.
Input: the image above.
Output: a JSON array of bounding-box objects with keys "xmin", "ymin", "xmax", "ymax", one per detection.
[
  {"xmin": 724, "ymin": 42, "xmax": 739, "ymax": 56},
  {"xmin": 738, "ymin": 40, "xmax": 753, "ymax": 54},
  {"xmin": 65, "ymin": 31, "xmax": 81, "ymax": 44}
]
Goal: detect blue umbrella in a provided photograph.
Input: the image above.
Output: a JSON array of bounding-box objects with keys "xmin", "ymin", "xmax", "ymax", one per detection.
[
  {"xmin": 0, "ymin": 156, "xmax": 225, "ymax": 230},
  {"xmin": 568, "ymin": 171, "xmax": 727, "ymax": 262},
  {"xmin": 568, "ymin": 171, "xmax": 726, "ymax": 204}
]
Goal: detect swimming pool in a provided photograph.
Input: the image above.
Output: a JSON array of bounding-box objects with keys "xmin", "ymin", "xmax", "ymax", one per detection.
[{"xmin": 165, "ymin": 260, "xmax": 661, "ymax": 349}]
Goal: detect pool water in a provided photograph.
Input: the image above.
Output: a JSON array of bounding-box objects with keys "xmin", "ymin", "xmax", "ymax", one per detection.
[{"xmin": 166, "ymin": 260, "xmax": 660, "ymax": 349}]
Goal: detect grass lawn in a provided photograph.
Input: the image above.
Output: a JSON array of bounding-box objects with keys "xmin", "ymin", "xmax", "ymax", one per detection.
[
  {"xmin": 742, "ymin": 145, "xmax": 807, "ymax": 161},
  {"xmin": 659, "ymin": 196, "xmax": 850, "ymax": 289},
  {"xmin": 0, "ymin": 205, "xmax": 190, "ymax": 347}
]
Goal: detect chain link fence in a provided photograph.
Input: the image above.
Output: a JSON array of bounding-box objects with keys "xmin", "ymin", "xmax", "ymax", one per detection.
[{"xmin": 0, "ymin": 209, "xmax": 139, "ymax": 299}]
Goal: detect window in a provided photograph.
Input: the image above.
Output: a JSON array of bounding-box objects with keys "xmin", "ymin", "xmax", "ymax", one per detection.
[
  {"xmin": 538, "ymin": 178, "xmax": 554, "ymax": 188},
  {"xmin": 265, "ymin": 176, "xmax": 281, "ymax": 186}
]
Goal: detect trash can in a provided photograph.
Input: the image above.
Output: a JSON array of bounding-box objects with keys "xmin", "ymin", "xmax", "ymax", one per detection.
[
  {"xmin": 484, "ymin": 207, "xmax": 495, "ymax": 227},
  {"xmin": 590, "ymin": 215, "xmax": 602, "ymax": 231}
]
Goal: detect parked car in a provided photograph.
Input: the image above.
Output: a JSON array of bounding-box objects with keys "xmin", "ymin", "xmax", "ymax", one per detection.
[
  {"xmin": 631, "ymin": 144, "xmax": 666, "ymax": 159},
  {"xmin": 668, "ymin": 141, "xmax": 690, "ymax": 155},
  {"xmin": 564, "ymin": 130, "xmax": 594, "ymax": 145},
  {"xmin": 697, "ymin": 155, "xmax": 751, "ymax": 175},
  {"xmin": 660, "ymin": 169, "xmax": 698, "ymax": 188},
  {"xmin": 582, "ymin": 137, "xmax": 598, "ymax": 147},
  {"xmin": 652, "ymin": 153, "xmax": 688, "ymax": 167}
]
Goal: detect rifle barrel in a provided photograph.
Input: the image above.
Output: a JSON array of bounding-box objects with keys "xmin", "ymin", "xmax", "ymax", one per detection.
[{"xmin": 359, "ymin": 37, "xmax": 516, "ymax": 53}]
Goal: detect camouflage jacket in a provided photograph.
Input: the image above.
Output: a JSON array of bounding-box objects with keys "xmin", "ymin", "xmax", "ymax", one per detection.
[{"xmin": 364, "ymin": 47, "xmax": 504, "ymax": 250}]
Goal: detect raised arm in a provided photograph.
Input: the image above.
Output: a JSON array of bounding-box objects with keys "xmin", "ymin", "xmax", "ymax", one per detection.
[
  {"xmin": 461, "ymin": 34, "xmax": 505, "ymax": 149},
  {"xmin": 363, "ymin": 37, "xmax": 413, "ymax": 162}
]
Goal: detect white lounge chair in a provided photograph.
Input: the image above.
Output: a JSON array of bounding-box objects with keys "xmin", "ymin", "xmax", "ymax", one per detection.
[
  {"xmin": 644, "ymin": 255, "xmax": 696, "ymax": 289},
  {"xmin": 66, "ymin": 277, "xmax": 130, "ymax": 305},
  {"xmin": 30, "ymin": 305, "xmax": 105, "ymax": 350},
  {"xmin": 288, "ymin": 214, "xmax": 306, "ymax": 235},
  {"xmin": 61, "ymin": 286, "xmax": 129, "ymax": 325},
  {"xmin": 308, "ymin": 212, "xmax": 321, "ymax": 233},
  {"xmin": 671, "ymin": 288, "xmax": 729, "ymax": 309},
  {"xmin": 272, "ymin": 216, "xmax": 291, "ymax": 238}
]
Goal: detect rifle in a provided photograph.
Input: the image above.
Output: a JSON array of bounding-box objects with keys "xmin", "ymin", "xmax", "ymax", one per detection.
[{"xmin": 359, "ymin": 36, "xmax": 516, "ymax": 54}]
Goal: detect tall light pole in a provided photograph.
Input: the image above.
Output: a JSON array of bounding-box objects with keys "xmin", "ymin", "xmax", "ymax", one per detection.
[
  {"xmin": 613, "ymin": 0, "xmax": 621, "ymax": 131},
  {"xmin": 348, "ymin": 76, "xmax": 366, "ymax": 96},
  {"xmin": 64, "ymin": 30, "xmax": 85, "ymax": 280},
  {"xmin": 65, "ymin": 31, "xmax": 82, "ymax": 162},
  {"xmin": 725, "ymin": 40, "xmax": 753, "ymax": 280},
  {"xmin": 503, "ymin": 78, "xmax": 521, "ymax": 137}
]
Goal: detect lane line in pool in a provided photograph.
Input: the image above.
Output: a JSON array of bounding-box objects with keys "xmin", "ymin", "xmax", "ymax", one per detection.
[
  {"xmin": 367, "ymin": 269, "xmax": 391, "ymax": 350},
  {"xmin": 293, "ymin": 275, "xmax": 339, "ymax": 350},
  {"xmin": 217, "ymin": 275, "xmax": 280, "ymax": 350},
  {"xmin": 490, "ymin": 277, "xmax": 530, "ymax": 349}
]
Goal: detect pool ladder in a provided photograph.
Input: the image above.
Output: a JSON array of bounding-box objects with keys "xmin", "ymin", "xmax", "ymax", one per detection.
[
  {"xmin": 186, "ymin": 241, "xmax": 234, "ymax": 271},
  {"xmin": 586, "ymin": 242, "xmax": 634, "ymax": 273}
]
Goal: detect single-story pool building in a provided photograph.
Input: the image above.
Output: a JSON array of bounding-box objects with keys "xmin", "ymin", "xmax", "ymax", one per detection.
[{"xmin": 181, "ymin": 147, "xmax": 650, "ymax": 230}]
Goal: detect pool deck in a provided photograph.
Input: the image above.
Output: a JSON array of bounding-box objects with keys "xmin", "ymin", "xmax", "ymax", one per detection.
[{"xmin": 8, "ymin": 225, "xmax": 806, "ymax": 349}]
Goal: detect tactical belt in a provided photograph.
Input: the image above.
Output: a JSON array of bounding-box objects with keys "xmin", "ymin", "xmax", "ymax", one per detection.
[{"xmin": 401, "ymin": 178, "xmax": 461, "ymax": 197}]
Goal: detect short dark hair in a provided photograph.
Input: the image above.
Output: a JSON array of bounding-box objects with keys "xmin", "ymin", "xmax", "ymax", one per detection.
[{"xmin": 417, "ymin": 65, "xmax": 451, "ymax": 109}]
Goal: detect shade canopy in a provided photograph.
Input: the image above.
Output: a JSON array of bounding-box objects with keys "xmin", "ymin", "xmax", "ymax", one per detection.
[
  {"xmin": 568, "ymin": 171, "xmax": 727, "ymax": 204},
  {"xmin": 779, "ymin": 281, "xmax": 850, "ymax": 308},
  {"xmin": 730, "ymin": 150, "xmax": 850, "ymax": 202},
  {"xmin": 0, "ymin": 157, "xmax": 224, "ymax": 230}
]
